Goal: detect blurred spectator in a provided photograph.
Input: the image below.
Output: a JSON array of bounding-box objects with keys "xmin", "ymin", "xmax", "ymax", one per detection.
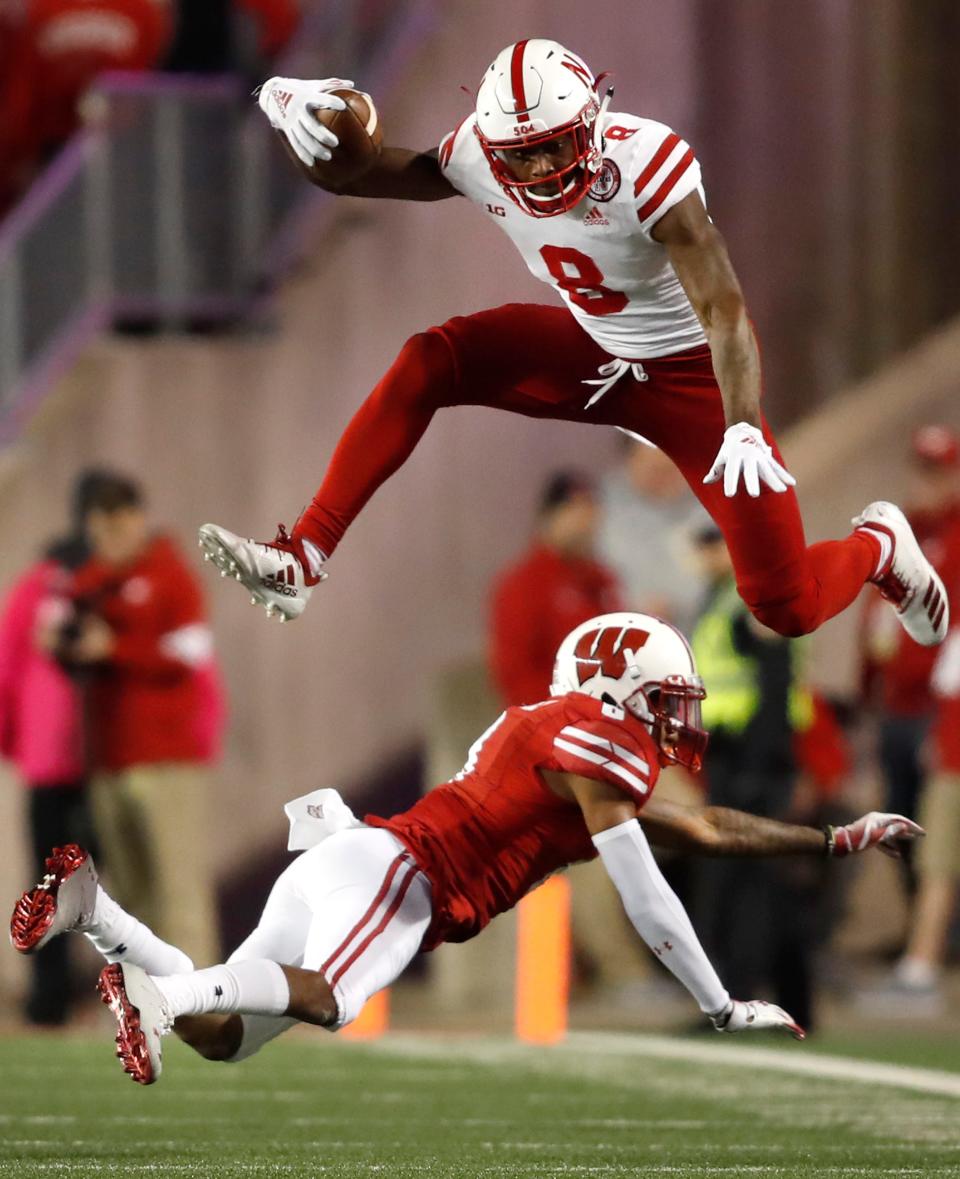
[
  {"xmin": 45, "ymin": 470, "xmax": 225, "ymax": 966},
  {"xmin": 859, "ymin": 424, "xmax": 960, "ymax": 903},
  {"xmin": 0, "ymin": 502, "xmax": 93, "ymax": 1025},
  {"xmin": 0, "ymin": 0, "xmax": 171, "ymax": 214},
  {"xmin": 164, "ymin": 0, "xmax": 299, "ymax": 75},
  {"xmin": 597, "ymin": 439, "xmax": 700, "ymax": 630},
  {"xmin": 489, "ymin": 471, "xmax": 622, "ymax": 707},
  {"xmin": 868, "ymin": 626, "xmax": 960, "ymax": 1013},
  {"xmin": 690, "ymin": 523, "xmax": 821, "ymax": 1029}
]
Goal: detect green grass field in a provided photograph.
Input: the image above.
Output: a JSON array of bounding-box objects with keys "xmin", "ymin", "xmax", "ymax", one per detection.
[{"xmin": 1, "ymin": 1028, "xmax": 959, "ymax": 1177}]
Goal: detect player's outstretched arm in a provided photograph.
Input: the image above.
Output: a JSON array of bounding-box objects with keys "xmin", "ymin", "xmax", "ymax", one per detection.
[
  {"xmin": 638, "ymin": 795, "xmax": 925, "ymax": 860},
  {"xmin": 561, "ymin": 774, "xmax": 803, "ymax": 1039},
  {"xmin": 259, "ymin": 76, "xmax": 457, "ymax": 201}
]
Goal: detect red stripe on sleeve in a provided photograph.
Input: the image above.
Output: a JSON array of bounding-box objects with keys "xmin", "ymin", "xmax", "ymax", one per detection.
[
  {"xmin": 439, "ymin": 115, "xmax": 470, "ymax": 169},
  {"xmin": 510, "ymin": 39, "xmax": 530, "ymax": 112},
  {"xmin": 632, "ymin": 132, "xmax": 680, "ymax": 198},
  {"xmin": 636, "ymin": 146, "xmax": 694, "ymax": 224}
]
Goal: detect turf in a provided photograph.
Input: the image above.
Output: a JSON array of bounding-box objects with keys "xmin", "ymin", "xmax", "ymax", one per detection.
[{"xmin": 1, "ymin": 1029, "xmax": 959, "ymax": 1178}]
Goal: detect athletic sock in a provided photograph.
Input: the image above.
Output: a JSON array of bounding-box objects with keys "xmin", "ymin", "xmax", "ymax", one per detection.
[
  {"xmin": 300, "ymin": 538, "xmax": 327, "ymax": 578},
  {"xmin": 83, "ymin": 885, "xmax": 194, "ymax": 975},
  {"xmin": 854, "ymin": 526, "xmax": 892, "ymax": 578},
  {"xmin": 152, "ymin": 959, "xmax": 290, "ymax": 1019}
]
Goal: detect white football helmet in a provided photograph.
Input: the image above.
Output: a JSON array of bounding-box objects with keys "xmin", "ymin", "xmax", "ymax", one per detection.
[
  {"xmin": 474, "ymin": 38, "xmax": 604, "ymax": 217},
  {"xmin": 551, "ymin": 612, "xmax": 709, "ymax": 771}
]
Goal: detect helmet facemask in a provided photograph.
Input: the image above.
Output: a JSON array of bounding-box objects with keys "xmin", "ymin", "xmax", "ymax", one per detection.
[
  {"xmin": 476, "ymin": 98, "xmax": 602, "ymax": 218},
  {"xmin": 624, "ymin": 676, "xmax": 708, "ymax": 772}
]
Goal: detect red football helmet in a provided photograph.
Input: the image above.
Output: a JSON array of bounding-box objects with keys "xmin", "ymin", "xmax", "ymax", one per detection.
[
  {"xmin": 552, "ymin": 612, "xmax": 709, "ymax": 771},
  {"xmin": 474, "ymin": 38, "xmax": 604, "ymax": 218}
]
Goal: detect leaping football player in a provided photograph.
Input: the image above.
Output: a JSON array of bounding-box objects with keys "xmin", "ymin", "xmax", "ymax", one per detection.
[
  {"xmin": 11, "ymin": 613, "xmax": 922, "ymax": 1084},
  {"xmin": 198, "ymin": 39, "xmax": 947, "ymax": 649}
]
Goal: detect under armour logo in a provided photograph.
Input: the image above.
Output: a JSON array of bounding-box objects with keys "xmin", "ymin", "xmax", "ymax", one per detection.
[
  {"xmin": 214, "ymin": 985, "xmax": 223, "ymax": 998},
  {"xmin": 307, "ymin": 804, "xmax": 325, "ymax": 819}
]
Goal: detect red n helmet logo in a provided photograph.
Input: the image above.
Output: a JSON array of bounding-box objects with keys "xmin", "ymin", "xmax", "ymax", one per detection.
[
  {"xmin": 574, "ymin": 627, "xmax": 649, "ymax": 686},
  {"xmin": 561, "ymin": 56, "xmax": 594, "ymax": 89}
]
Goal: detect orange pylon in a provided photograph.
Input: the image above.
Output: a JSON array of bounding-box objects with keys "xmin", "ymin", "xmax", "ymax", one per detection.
[{"xmin": 515, "ymin": 875, "xmax": 571, "ymax": 1044}]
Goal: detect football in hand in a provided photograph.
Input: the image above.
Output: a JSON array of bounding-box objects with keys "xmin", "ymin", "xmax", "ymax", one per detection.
[{"xmin": 305, "ymin": 88, "xmax": 383, "ymax": 188}]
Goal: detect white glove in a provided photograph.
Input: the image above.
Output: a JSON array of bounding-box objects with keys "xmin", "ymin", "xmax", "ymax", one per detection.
[
  {"xmin": 827, "ymin": 811, "xmax": 925, "ymax": 859},
  {"xmin": 710, "ymin": 999, "xmax": 805, "ymax": 1040},
  {"xmin": 703, "ymin": 422, "xmax": 796, "ymax": 498},
  {"xmin": 257, "ymin": 76, "xmax": 356, "ymax": 167}
]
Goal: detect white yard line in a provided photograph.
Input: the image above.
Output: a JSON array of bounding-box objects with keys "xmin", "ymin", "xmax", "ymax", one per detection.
[
  {"xmin": 568, "ymin": 1032, "xmax": 960, "ymax": 1099},
  {"xmin": 373, "ymin": 1031, "xmax": 960, "ymax": 1099}
]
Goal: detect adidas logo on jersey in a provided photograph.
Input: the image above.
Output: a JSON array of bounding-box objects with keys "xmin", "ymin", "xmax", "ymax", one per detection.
[{"xmin": 583, "ymin": 206, "xmax": 609, "ymax": 227}]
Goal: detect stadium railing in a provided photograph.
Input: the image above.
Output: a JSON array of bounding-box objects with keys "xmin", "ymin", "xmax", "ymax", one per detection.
[{"xmin": 0, "ymin": 0, "xmax": 439, "ymax": 443}]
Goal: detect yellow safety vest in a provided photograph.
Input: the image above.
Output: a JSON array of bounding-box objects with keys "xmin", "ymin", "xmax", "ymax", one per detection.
[{"xmin": 692, "ymin": 578, "xmax": 813, "ymax": 735}]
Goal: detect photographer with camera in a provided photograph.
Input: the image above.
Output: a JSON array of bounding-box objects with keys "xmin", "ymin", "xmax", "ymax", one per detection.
[{"xmin": 42, "ymin": 471, "xmax": 225, "ymax": 970}]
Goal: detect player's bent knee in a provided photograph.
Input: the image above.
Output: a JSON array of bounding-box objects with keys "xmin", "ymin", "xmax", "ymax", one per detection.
[
  {"xmin": 285, "ymin": 967, "xmax": 339, "ymax": 1028},
  {"xmin": 394, "ymin": 330, "xmax": 458, "ymax": 403},
  {"xmin": 174, "ymin": 1014, "xmax": 244, "ymax": 1062},
  {"xmin": 748, "ymin": 596, "xmax": 820, "ymax": 638}
]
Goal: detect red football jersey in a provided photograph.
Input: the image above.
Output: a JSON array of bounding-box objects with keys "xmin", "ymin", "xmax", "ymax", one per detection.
[{"xmin": 366, "ymin": 692, "xmax": 660, "ymax": 950}]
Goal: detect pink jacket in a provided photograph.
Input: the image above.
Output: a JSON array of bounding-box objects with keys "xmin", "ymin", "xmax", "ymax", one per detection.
[{"xmin": 0, "ymin": 561, "xmax": 85, "ymax": 786}]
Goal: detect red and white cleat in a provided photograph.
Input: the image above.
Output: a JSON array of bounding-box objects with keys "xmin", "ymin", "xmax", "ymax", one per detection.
[
  {"xmin": 10, "ymin": 844, "xmax": 98, "ymax": 954},
  {"xmin": 97, "ymin": 962, "xmax": 173, "ymax": 1086},
  {"xmin": 197, "ymin": 522, "xmax": 326, "ymax": 622},
  {"xmin": 854, "ymin": 501, "xmax": 950, "ymax": 647}
]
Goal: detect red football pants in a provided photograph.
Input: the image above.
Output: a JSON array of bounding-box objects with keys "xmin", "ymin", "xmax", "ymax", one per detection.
[{"xmin": 297, "ymin": 304, "xmax": 877, "ymax": 637}]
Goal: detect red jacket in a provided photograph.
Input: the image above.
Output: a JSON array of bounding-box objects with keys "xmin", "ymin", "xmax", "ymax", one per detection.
[
  {"xmin": 489, "ymin": 544, "xmax": 622, "ymax": 707},
  {"xmin": 859, "ymin": 503, "xmax": 960, "ymax": 716},
  {"xmin": 71, "ymin": 534, "xmax": 224, "ymax": 772}
]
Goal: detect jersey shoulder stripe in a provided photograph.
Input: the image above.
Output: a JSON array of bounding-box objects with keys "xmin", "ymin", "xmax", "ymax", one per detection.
[
  {"xmin": 627, "ymin": 122, "xmax": 701, "ymax": 233},
  {"xmin": 632, "ymin": 131, "xmax": 681, "ymax": 198},
  {"xmin": 560, "ymin": 725, "xmax": 650, "ymax": 777},
  {"xmin": 551, "ymin": 713, "xmax": 653, "ymax": 803},
  {"xmin": 637, "ymin": 145, "xmax": 695, "ymax": 224},
  {"xmin": 439, "ymin": 114, "xmax": 473, "ymax": 171}
]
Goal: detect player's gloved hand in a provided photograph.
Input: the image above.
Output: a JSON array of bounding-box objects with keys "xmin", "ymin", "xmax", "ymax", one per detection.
[
  {"xmin": 710, "ymin": 999, "xmax": 805, "ymax": 1040},
  {"xmin": 826, "ymin": 812, "xmax": 925, "ymax": 859},
  {"xmin": 703, "ymin": 422, "xmax": 797, "ymax": 498},
  {"xmin": 257, "ymin": 76, "xmax": 355, "ymax": 166}
]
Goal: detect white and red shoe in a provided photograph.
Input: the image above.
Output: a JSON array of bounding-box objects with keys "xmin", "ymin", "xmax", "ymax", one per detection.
[
  {"xmin": 10, "ymin": 844, "xmax": 98, "ymax": 954},
  {"xmin": 197, "ymin": 522, "xmax": 326, "ymax": 622},
  {"xmin": 97, "ymin": 962, "xmax": 173, "ymax": 1086},
  {"xmin": 854, "ymin": 501, "xmax": 949, "ymax": 647}
]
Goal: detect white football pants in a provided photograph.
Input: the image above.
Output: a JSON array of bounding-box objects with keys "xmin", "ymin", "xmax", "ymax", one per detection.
[{"xmin": 226, "ymin": 827, "xmax": 432, "ymax": 1060}]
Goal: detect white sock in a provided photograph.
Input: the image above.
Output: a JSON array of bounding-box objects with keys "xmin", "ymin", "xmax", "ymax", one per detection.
[
  {"xmin": 857, "ymin": 525, "xmax": 893, "ymax": 578},
  {"xmin": 300, "ymin": 538, "xmax": 326, "ymax": 578},
  {"xmin": 896, "ymin": 957, "xmax": 939, "ymax": 988},
  {"xmin": 83, "ymin": 885, "xmax": 194, "ymax": 975},
  {"xmin": 152, "ymin": 959, "xmax": 290, "ymax": 1019}
]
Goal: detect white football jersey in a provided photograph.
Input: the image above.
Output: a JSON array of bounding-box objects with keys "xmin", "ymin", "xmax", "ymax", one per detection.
[{"xmin": 439, "ymin": 111, "xmax": 707, "ymax": 359}]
